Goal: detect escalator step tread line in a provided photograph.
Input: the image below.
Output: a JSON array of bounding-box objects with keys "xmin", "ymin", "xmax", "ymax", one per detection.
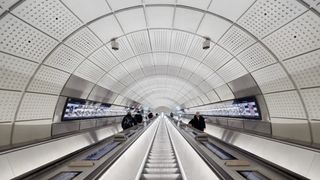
[{"xmin": 140, "ymin": 120, "xmax": 183, "ymax": 180}]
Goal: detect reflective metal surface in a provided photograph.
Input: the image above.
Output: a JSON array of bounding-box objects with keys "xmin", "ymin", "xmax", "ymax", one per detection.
[
  {"xmin": 228, "ymin": 74, "xmax": 261, "ymax": 98},
  {"xmin": 61, "ymin": 75, "xmax": 95, "ymax": 99}
]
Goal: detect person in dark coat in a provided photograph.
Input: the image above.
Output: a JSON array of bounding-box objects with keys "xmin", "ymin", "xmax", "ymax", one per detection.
[
  {"xmin": 148, "ymin": 112, "xmax": 154, "ymax": 119},
  {"xmin": 188, "ymin": 112, "xmax": 206, "ymax": 131},
  {"xmin": 134, "ymin": 111, "xmax": 143, "ymax": 123},
  {"xmin": 122, "ymin": 112, "xmax": 136, "ymax": 130}
]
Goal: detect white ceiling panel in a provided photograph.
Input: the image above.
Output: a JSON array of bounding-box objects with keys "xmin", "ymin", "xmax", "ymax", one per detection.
[
  {"xmin": 116, "ymin": 8, "xmax": 147, "ymax": 33},
  {"xmin": 127, "ymin": 31, "xmax": 151, "ymax": 55},
  {"xmin": 150, "ymin": 30, "xmax": 171, "ymax": 52},
  {"xmin": 89, "ymin": 46, "xmax": 119, "ymax": 72},
  {"xmin": 197, "ymin": 14, "xmax": 232, "ymax": 42},
  {"xmin": 252, "ymin": 63, "xmax": 295, "ymax": 94},
  {"xmin": 284, "ymin": 49, "xmax": 320, "ymax": 89},
  {"xmin": 198, "ymin": 81, "xmax": 212, "ymax": 93},
  {"xmin": 146, "ymin": 6, "xmax": 174, "ymax": 28},
  {"xmin": 74, "ymin": 60, "xmax": 105, "ymax": 83},
  {"xmin": 0, "ymin": 0, "xmax": 19, "ymax": 10},
  {"xmin": 182, "ymin": 57, "xmax": 200, "ymax": 72},
  {"xmin": 189, "ymin": 74, "xmax": 203, "ymax": 85},
  {"xmin": 107, "ymin": 0, "xmax": 141, "ymax": 11},
  {"xmin": 120, "ymin": 75, "xmax": 135, "ymax": 86},
  {"xmin": 199, "ymin": 94, "xmax": 210, "ymax": 104},
  {"xmin": 263, "ymin": 11, "xmax": 320, "ymax": 60},
  {"xmin": 144, "ymin": 0, "xmax": 176, "ymax": 4},
  {"xmin": 205, "ymin": 73, "xmax": 225, "ymax": 88},
  {"xmin": 202, "ymin": 45, "xmax": 233, "ymax": 71},
  {"xmin": 170, "ymin": 31, "xmax": 194, "ymax": 54},
  {"xmin": 89, "ymin": 15, "xmax": 123, "ymax": 43},
  {"xmin": 139, "ymin": 54, "xmax": 154, "ymax": 67},
  {"xmin": 0, "ymin": 90, "xmax": 21, "ymax": 122},
  {"xmin": 106, "ymin": 37, "xmax": 134, "ymax": 61},
  {"xmin": 155, "ymin": 66, "xmax": 167, "ymax": 74},
  {"xmin": 114, "ymin": 95, "xmax": 125, "ymax": 105},
  {"xmin": 44, "ymin": 45, "xmax": 85, "ymax": 73},
  {"xmin": 12, "ymin": 0, "xmax": 82, "ymax": 41},
  {"xmin": 109, "ymin": 65, "xmax": 128, "ymax": 80},
  {"xmin": 122, "ymin": 57, "xmax": 141, "ymax": 72},
  {"xmin": 177, "ymin": 0, "xmax": 211, "ymax": 10},
  {"xmin": 206, "ymin": 90, "xmax": 220, "ymax": 102},
  {"xmin": 167, "ymin": 66, "xmax": 180, "ymax": 76},
  {"xmin": 17, "ymin": 93, "xmax": 58, "ymax": 121},
  {"xmin": 168, "ymin": 53, "xmax": 185, "ymax": 67},
  {"xmin": 187, "ymin": 36, "xmax": 212, "ymax": 60},
  {"xmin": 217, "ymin": 58, "xmax": 247, "ymax": 83},
  {"xmin": 61, "ymin": 0, "xmax": 111, "ymax": 23},
  {"xmin": 0, "ymin": 52, "xmax": 38, "ymax": 91},
  {"xmin": 301, "ymin": 87, "xmax": 320, "ymax": 120},
  {"xmin": 130, "ymin": 69, "xmax": 145, "ymax": 80},
  {"xmin": 174, "ymin": 7, "xmax": 203, "ymax": 33},
  {"xmin": 195, "ymin": 63, "xmax": 213, "ymax": 80},
  {"xmin": 215, "ymin": 84, "xmax": 234, "ymax": 101},
  {"xmin": 28, "ymin": 66, "xmax": 70, "ymax": 95},
  {"xmin": 264, "ymin": 90, "xmax": 306, "ymax": 119},
  {"xmin": 65, "ymin": 28, "xmax": 103, "ymax": 57},
  {"xmin": 0, "ymin": 14, "xmax": 58, "ymax": 63},
  {"xmin": 208, "ymin": 0, "xmax": 255, "ymax": 22},
  {"xmin": 219, "ymin": 26, "xmax": 256, "ymax": 55},
  {"xmin": 238, "ymin": 0, "xmax": 307, "ymax": 39},
  {"xmin": 97, "ymin": 74, "xmax": 117, "ymax": 88},
  {"xmin": 153, "ymin": 53, "xmax": 168, "ymax": 66},
  {"xmin": 237, "ymin": 43, "xmax": 276, "ymax": 72},
  {"xmin": 178, "ymin": 69, "xmax": 192, "ymax": 79}
]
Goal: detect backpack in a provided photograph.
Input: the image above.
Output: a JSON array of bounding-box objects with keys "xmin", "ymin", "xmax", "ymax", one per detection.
[{"xmin": 122, "ymin": 116, "xmax": 132, "ymax": 129}]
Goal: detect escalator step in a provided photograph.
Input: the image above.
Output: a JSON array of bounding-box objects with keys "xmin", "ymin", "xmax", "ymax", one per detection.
[
  {"xmin": 140, "ymin": 173, "xmax": 182, "ymax": 180},
  {"xmin": 143, "ymin": 168, "xmax": 179, "ymax": 174}
]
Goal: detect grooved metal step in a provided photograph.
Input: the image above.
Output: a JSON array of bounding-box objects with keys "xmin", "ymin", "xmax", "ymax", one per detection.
[{"xmin": 140, "ymin": 120, "xmax": 182, "ymax": 180}]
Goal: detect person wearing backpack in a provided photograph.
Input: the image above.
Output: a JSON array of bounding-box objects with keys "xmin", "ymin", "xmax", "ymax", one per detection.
[
  {"xmin": 134, "ymin": 111, "xmax": 143, "ymax": 123},
  {"xmin": 122, "ymin": 112, "xmax": 136, "ymax": 130}
]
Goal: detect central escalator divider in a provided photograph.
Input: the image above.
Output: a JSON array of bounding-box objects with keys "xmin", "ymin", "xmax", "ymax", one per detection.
[{"xmin": 140, "ymin": 119, "xmax": 182, "ymax": 180}]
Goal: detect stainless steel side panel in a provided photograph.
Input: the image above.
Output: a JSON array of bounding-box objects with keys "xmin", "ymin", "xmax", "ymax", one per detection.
[
  {"xmin": 61, "ymin": 75, "xmax": 95, "ymax": 99},
  {"xmin": 228, "ymin": 74, "xmax": 261, "ymax": 98},
  {"xmin": 0, "ymin": 123, "xmax": 122, "ymax": 179},
  {"xmin": 87, "ymin": 85, "xmax": 118, "ymax": 104}
]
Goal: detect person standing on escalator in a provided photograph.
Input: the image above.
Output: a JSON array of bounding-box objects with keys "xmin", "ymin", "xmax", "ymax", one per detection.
[
  {"xmin": 188, "ymin": 112, "xmax": 206, "ymax": 131},
  {"xmin": 121, "ymin": 112, "xmax": 136, "ymax": 130}
]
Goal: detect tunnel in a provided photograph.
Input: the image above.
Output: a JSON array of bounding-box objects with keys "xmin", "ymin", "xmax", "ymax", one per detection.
[{"xmin": 0, "ymin": 0, "xmax": 320, "ymax": 179}]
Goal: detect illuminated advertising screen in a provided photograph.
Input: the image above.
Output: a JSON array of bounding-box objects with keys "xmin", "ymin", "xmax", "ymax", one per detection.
[{"xmin": 62, "ymin": 98, "xmax": 112, "ymax": 120}]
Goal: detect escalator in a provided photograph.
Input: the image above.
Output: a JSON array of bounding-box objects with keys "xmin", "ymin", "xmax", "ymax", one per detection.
[{"xmin": 140, "ymin": 119, "xmax": 182, "ymax": 180}]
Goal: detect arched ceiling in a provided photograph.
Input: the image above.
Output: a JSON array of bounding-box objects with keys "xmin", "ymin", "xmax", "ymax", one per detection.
[{"xmin": 1, "ymin": 0, "xmax": 319, "ymax": 112}]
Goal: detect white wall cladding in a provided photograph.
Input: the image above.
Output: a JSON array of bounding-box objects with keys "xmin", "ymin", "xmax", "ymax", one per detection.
[
  {"xmin": 44, "ymin": 45, "xmax": 85, "ymax": 73},
  {"xmin": 237, "ymin": 43, "xmax": 277, "ymax": 72},
  {"xmin": 127, "ymin": 31, "xmax": 151, "ymax": 55},
  {"xmin": 64, "ymin": 28, "xmax": 103, "ymax": 57},
  {"xmin": 238, "ymin": 0, "xmax": 307, "ymax": 39},
  {"xmin": 0, "ymin": 90, "xmax": 21, "ymax": 122},
  {"xmin": 264, "ymin": 91, "xmax": 306, "ymax": 119},
  {"xmin": 149, "ymin": 30, "xmax": 171, "ymax": 52},
  {"xmin": 252, "ymin": 63, "xmax": 295, "ymax": 94},
  {"xmin": 27, "ymin": 65, "xmax": 70, "ymax": 95},
  {"xmin": 16, "ymin": 93, "xmax": 58, "ymax": 121},
  {"xmin": 12, "ymin": 0, "xmax": 83, "ymax": 41},
  {"xmin": 74, "ymin": 60, "xmax": 105, "ymax": 83},
  {"xmin": 263, "ymin": 11, "xmax": 320, "ymax": 60},
  {"xmin": 170, "ymin": 31, "xmax": 193, "ymax": 54},
  {"xmin": 301, "ymin": 88, "xmax": 320, "ymax": 120},
  {"xmin": 284, "ymin": 49, "xmax": 320, "ymax": 89},
  {"xmin": 216, "ymin": 58, "xmax": 248, "ymax": 83},
  {"xmin": 0, "ymin": 14, "xmax": 58, "ymax": 63},
  {"xmin": 0, "ymin": 53, "xmax": 38, "ymax": 91},
  {"xmin": 116, "ymin": 8, "xmax": 146, "ymax": 33},
  {"xmin": 174, "ymin": 8, "xmax": 203, "ymax": 33},
  {"xmin": 214, "ymin": 84, "xmax": 234, "ymax": 101},
  {"xmin": 146, "ymin": 7, "xmax": 174, "ymax": 28},
  {"xmin": 106, "ymin": 38, "xmax": 134, "ymax": 61},
  {"xmin": 203, "ymin": 45, "xmax": 233, "ymax": 71}
]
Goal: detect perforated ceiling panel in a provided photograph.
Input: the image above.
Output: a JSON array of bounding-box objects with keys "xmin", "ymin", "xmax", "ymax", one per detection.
[
  {"xmin": 252, "ymin": 63, "xmax": 295, "ymax": 94},
  {"xmin": 206, "ymin": 90, "xmax": 220, "ymax": 102},
  {"xmin": 116, "ymin": 8, "xmax": 146, "ymax": 33},
  {"xmin": 12, "ymin": 0, "xmax": 83, "ymax": 41},
  {"xmin": 238, "ymin": 0, "xmax": 307, "ymax": 39},
  {"xmin": 27, "ymin": 65, "xmax": 70, "ymax": 95},
  {"xmin": 127, "ymin": 31, "xmax": 151, "ymax": 55},
  {"xmin": 16, "ymin": 93, "xmax": 58, "ymax": 121},
  {"xmin": 301, "ymin": 88, "xmax": 320, "ymax": 120},
  {"xmin": 0, "ymin": 14, "xmax": 58, "ymax": 63},
  {"xmin": 74, "ymin": 60, "xmax": 105, "ymax": 83},
  {"xmin": 202, "ymin": 45, "xmax": 233, "ymax": 71},
  {"xmin": 187, "ymin": 36, "xmax": 212, "ymax": 60},
  {"xmin": 149, "ymin": 30, "xmax": 171, "ymax": 52},
  {"xmin": 44, "ymin": 45, "xmax": 85, "ymax": 73},
  {"xmin": 214, "ymin": 84, "xmax": 234, "ymax": 100},
  {"xmin": 284, "ymin": 49, "xmax": 320, "ymax": 89},
  {"xmin": 65, "ymin": 28, "xmax": 103, "ymax": 57},
  {"xmin": 206, "ymin": 73, "xmax": 225, "ymax": 88},
  {"xmin": 170, "ymin": 31, "xmax": 194, "ymax": 54},
  {"xmin": 174, "ymin": 7, "xmax": 203, "ymax": 33},
  {"xmin": 89, "ymin": 46, "xmax": 119, "ymax": 72},
  {"xmin": 0, "ymin": 53, "xmax": 38, "ymax": 91},
  {"xmin": 219, "ymin": 26, "xmax": 256, "ymax": 55},
  {"xmin": 237, "ymin": 43, "xmax": 276, "ymax": 72},
  {"xmin": 263, "ymin": 11, "xmax": 320, "ymax": 60},
  {"xmin": 109, "ymin": 65, "xmax": 129, "ymax": 81},
  {"xmin": 0, "ymin": 90, "xmax": 21, "ymax": 122},
  {"xmin": 217, "ymin": 58, "xmax": 247, "ymax": 83},
  {"xmin": 264, "ymin": 90, "xmax": 306, "ymax": 119}
]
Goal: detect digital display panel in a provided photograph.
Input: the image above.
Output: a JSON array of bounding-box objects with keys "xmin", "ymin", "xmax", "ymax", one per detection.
[
  {"xmin": 62, "ymin": 98, "xmax": 112, "ymax": 120},
  {"xmin": 185, "ymin": 97, "xmax": 261, "ymax": 119}
]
